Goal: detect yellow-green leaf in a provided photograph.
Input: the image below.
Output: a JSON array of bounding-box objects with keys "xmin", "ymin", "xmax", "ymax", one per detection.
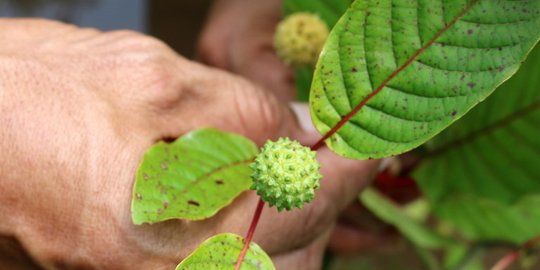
[
  {"xmin": 176, "ymin": 233, "xmax": 275, "ymax": 270},
  {"xmin": 131, "ymin": 128, "xmax": 257, "ymax": 224}
]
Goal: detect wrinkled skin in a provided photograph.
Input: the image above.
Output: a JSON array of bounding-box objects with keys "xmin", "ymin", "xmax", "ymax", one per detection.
[{"xmin": 0, "ymin": 19, "xmax": 378, "ymax": 269}]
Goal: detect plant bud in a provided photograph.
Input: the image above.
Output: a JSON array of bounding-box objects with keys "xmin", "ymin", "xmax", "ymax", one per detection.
[
  {"xmin": 274, "ymin": 12, "xmax": 329, "ymax": 67},
  {"xmin": 250, "ymin": 138, "xmax": 322, "ymax": 211}
]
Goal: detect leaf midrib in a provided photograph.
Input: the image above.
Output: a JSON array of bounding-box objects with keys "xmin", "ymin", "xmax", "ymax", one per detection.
[{"xmin": 312, "ymin": 0, "xmax": 481, "ymax": 150}]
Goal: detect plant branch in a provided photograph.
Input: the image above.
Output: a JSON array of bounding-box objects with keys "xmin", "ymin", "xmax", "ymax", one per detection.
[
  {"xmin": 451, "ymin": 244, "xmax": 484, "ymax": 270},
  {"xmin": 235, "ymin": 198, "xmax": 265, "ymax": 270},
  {"xmin": 490, "ymin": 235, "xmax": 540, "ymax": 270}
]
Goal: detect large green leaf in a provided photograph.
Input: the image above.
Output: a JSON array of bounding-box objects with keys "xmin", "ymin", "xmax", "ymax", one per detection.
[
  {"xmin": 131, "ymin": 128, "xmax": 257, "ymax": 224},
  {"xmin": 310, "ymin": 0, "xmax": 540, "ymax": 159},
  {"xmin": 176, "ymin": 233, "xmax": 275, "ymax": 270},
  {"xmin": 414, "ymin": 45, "xmax": 540, "ymax": 243}
]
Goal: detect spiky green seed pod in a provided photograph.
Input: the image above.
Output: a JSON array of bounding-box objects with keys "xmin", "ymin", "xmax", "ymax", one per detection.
[
  {"xmin": 273, "ymin": 12, "xmax": 329, "ymax": 67},
  {"xmin": 250, "ymin": 137, "xmax": 322, "ymax": 211}
]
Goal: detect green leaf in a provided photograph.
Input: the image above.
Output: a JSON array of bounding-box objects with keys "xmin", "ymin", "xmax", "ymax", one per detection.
[
  {"xmin": 414, "ymin": 45, "xmax": 540, "ymax": 243},
  {"xmin": 176, "ymin": 233, "xmax": 275, "ymax": 270},
  {"xmin": 131, "ymin": 128, "xmax": 257, "ymax": 224},
  {"xmin": 360, "ymin": 187, "xmax": 455, "ymax": 249},
  {"xmin": 309, "ymin": 0, "xmax": 540, "ymax": 159},
  {"xmin": 436, "ymin": 194, "xmax": 540, "ymax": 243}
]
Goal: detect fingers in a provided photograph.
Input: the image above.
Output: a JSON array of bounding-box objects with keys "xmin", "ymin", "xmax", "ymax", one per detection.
[
  {"xmin": 197, "ymin": 0, "xmax": 296, "ymax": 101},
  {"xmin": 271, "ymin": 226, "xmax": 334, "ymax": 270},
  {"xmin": 106, "ymin": 23, "xmax": 379, "ymax": 262},
  {"xmin": 232, "ymin": 45, "xmax": 296, "ymax": 101},
  {"xmin": 328, "ymin": 202, "xmax": 399, "ymax": 254}
]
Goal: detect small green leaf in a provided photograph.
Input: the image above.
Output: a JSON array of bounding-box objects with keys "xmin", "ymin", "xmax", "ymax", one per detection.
[
  {"xmin": 176, "ymin": 233, "xmax": 275, "ymax": 270},
  {"xmin": 131, "ymin": 128, "xmax": 257, "ymax": 224},
  {"xmin": 310, "ymin": 0, "xmax": 540, "ymax": 159},
  {"xmin": 360, "ymin": 187, "xmax": 455, "ymax": 249},
  {"xmin": 414, "ymin": 45, "xmax": 540, "ymax": 243}
]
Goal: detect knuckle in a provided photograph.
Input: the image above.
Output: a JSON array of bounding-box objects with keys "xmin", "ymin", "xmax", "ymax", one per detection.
[
  {"xmin": 196, "ymin": 33, "xmax": 226, "ymax": 66},
  {"xmin": 95, "ymin": 32, "xmax": 186, "ymax": 110},
  {"xmin": 105, "ymin": 30, "xmax": 170, "ymax": 52},
  {"xmin": 129, "ymin": 53, "xmax": 184, "ymax": 110}
]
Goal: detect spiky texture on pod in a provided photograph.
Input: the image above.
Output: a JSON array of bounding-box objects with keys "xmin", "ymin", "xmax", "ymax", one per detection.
[
  {"xmin": 250, "ymin": 138, "xmax": 322, "ymax": 211},
  {"xmin": 273, "ymin": 12, "xmax": 329, "ymax": 67}
]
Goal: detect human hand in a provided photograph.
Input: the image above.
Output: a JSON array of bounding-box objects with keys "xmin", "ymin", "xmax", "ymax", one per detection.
[
  {"xmin": 198, "ymin": 0, "xmax": 296, "ymax": 102},
  {"xmin": 0, "ymin": 19, "xmax": 378, "ymax": 269}
]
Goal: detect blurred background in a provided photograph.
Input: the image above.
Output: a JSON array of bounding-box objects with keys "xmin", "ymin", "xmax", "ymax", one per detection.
[
  {"xmin": 0, "ymin": 0, "xmax": 212, "ymax": 58},
  {"xmin": 1, "ymin": 1, "xmax": 537, "ymax": 270}
]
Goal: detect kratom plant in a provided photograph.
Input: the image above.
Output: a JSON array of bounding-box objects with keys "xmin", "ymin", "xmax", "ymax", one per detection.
[{"xmin": 131, "ymin": 0, "xmax": 540, "ymax": 269}]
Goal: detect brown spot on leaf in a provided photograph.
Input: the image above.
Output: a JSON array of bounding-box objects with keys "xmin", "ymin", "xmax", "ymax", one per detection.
[
  {"xmin": 143, "ymin": 173, "xmax": 149, "ymax": 180},
  {"xmin": 467, "ymin": 29, "xmax": 474, "ymax": 35},
  {"xmin": 352, "ymin": 67, "xmax": 358, "ymax": 73},
  {"xmin": 467, "ymin": 82, "xmax": 476, "ymax": 88},
  {"xmin": 136, "ymin": 193, "xmax": 143, "ymax": 200},
  {"xmin": 188, "ymin": 200, "xmax": 200, "ymax": 207},
  {"xmin": 163, "ymin": 201, "xmax": 169, "ymax": 209},
  {"xmin": 215, "ymin": 180, "xmax": 224, "ymax": 185},
  {"xmin": 451, "ymin": 111, "xmax": 457, "ymax": 116}
]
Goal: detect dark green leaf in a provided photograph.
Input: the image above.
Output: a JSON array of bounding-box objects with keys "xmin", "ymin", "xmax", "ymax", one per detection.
[
  {"xmin": 132, "ymin": 128, "xmax": 257, "ymax": 224},
  {"xmin": 310, "ymin": 0, "xmax": 540, "ymax": 159},
  {"xmin": 414, "ymin": 45, "xmax": 540, "ymax": 243},
  {"xmin": 176, "ymin": 233, "xmax": 275, "ymax": 270}
]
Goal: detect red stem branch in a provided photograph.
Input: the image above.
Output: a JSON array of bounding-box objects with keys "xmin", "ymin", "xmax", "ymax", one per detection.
[
  {"xmin": 235, "ymin": 198, "xmax": 265, "ymax": 270},
  {"xmin": 490, "ymin": 235, "xmax": 540, "ymax": 270}
]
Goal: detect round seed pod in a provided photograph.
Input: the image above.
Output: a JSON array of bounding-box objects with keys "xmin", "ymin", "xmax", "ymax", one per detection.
[
  {"xmin": 273, "ymin": 12, "xmax": 329, "ymax": 67},
  {"xmin": 250, "ymin": 137, "xmax": 322, "ymax": 211}
]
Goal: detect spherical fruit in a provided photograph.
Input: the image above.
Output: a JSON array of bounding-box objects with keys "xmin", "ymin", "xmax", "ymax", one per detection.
[
  {"xmin": 250, "ymin": 137, "xmax": 322, "ymax": 211},
  {"xmin": 273, "ymin": 12, "xmax": 329, "ymax": 67}
]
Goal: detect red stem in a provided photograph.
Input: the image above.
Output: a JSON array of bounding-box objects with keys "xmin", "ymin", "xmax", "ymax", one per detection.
[
  {"xmin": 491, "ymin": 252, "xmax": 519, "ymax": 270},
  {"xmin": 490, "ymin": 235, "xmax": 540, "ymax": 270},
  {"xmin": 235, "ymin": 198, "xmax": 265, "ymax": 270}
]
